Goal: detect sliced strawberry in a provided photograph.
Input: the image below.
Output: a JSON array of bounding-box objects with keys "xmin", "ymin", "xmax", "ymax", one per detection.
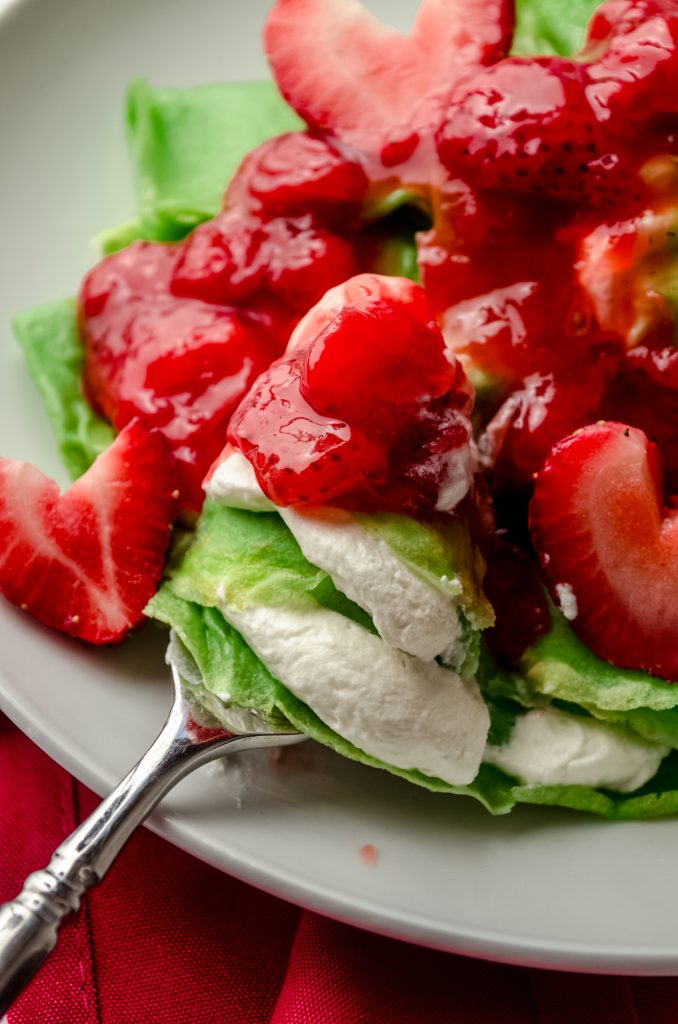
[
  {"xmin": 436, "ymin": 58, "xmax": 639, "ymax": 207},
  {"xmin": 225, "ymin": 132, "xmax": 369, "ymax": 226},
  {"xmin": 530, "ymin": 421, "xmax": 678, "ymax": 681},
  {"xmin": 602, "ymin": 346, "xmax": 678, "ymax": 494},
  {"xmin": 0, "ymin": 421, "xmax": 177, "ymax": 644},
  {"xmin": 227, "ymin": 276, "xmax": 474, "ymax": 514},
  {"xmin": 80, "ymin": 242, "xmax": 287, "ymax": 513},
  {"xmin": 264, "ymin": 0, "xmax": 514, "ymax": 157}
]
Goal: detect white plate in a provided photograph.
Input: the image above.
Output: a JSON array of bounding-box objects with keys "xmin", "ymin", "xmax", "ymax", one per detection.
[{"xmin": 1, "ymin": 0, "xmax": 678, "ymax": 977}]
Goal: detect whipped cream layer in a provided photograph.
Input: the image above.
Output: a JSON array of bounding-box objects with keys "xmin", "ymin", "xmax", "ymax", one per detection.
[
  {"xmin": 218, "ymin": 597, "xmax": 490, "ymax": 786},
  {"xmin": 207, "ymin": 450, "xmax": 468, "ymax": 664},
  {"xmin": 484, "ymin": 707, "xmax": 668, "ymax": 793}
]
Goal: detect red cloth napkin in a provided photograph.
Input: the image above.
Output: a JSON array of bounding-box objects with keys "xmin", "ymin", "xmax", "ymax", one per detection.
[{"xmin": 2, "ymin": 714, "xmax": 677, "ymax": 1024}]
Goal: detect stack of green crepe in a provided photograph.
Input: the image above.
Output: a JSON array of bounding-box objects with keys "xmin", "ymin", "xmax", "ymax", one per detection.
[{"xmin": 17, "ymin": 0, "xmax": 678, "ymax": 818}]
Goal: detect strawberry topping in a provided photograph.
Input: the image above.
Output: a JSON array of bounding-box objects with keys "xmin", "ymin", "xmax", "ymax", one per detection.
[
  {"xmin": 530, "ymin": 422, "xmax": 678, "ymax": 681},
  {"xmin": 585, "ymin": 0, "xmax": 678, "ymax": 127},
  {"xmin": 225, "ymin": 132, "xmax": 369, "ymax": 226},
  {"xmin": 602, "ymin": 346, "xmax": 678, "ymax": 495},
  {"xmin": 436, "ymin": 58, "xmax": 639, "ymax": 207},
  {"xmin": 481, "ymin": 362, "xmax": 614, "ymax": 490},
  {"xmin": 227, "ymin": 276, "xmax": 474, "ymax": 514},
  {"xmin": 79, "ymin": 242, "xmax": 286, "ymax": 514},
  {"xmin": 171, "ymin": 210, "xmax": 358, "ymax": 312},
  {"xmin": 0, "ymin": 421, "xmax": 177, "ymax": 645}
]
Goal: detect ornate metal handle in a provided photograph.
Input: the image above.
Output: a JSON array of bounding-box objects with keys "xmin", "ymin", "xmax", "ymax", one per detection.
[
  {"xmin": 0, "ymin": 665, "xmax": 301, "ymax": 1015},
  {"xmin": 0, "ymin": 855, "xmax": 98, "ymax": 1015}
]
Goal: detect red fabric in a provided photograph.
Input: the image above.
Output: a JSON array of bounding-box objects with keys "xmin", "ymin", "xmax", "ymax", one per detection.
[{"xmin": 1, "ymin": 713, "xmax": 676, "ymax": 1024}]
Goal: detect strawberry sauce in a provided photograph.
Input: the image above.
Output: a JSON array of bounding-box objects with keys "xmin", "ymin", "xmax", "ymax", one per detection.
[{"xmin": 75, "ymin": 0, "xmax": 678, "ymax": 670}]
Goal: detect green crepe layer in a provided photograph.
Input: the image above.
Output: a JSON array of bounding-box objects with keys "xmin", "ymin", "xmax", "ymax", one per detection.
[
  {"xmin": 13, "ymin": 299, "xmax": 114, "ymax": 480},
  {"xmin": 101, "ymin": 78, "xmax": 303, "ymax": 251},
  {"xmin": 147, "ymin": 501, "xmax": 509, "ymax": 813},
  {"xmin": 484, "ymin": 607, "xmax": 678, "ymax": 749}
]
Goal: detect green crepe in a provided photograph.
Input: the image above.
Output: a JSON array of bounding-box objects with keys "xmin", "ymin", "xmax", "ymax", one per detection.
[
  {"xmin": 102, "ymin": 78, "xmax": 303, "ymax": 251},
  {"xmin": 513, "ymin": 0, "xmax": 603, "ymax": 55},
  {"xmin": 485, "ymin": 609, "xmax": 678, "ymax": 749},
  {"xmin": 13, "ymin": 299, "xmax": 114, "ymax": 480},
  {"xmin": 145, "ymin": 500, "xmax": 678, "ymax": 819}
]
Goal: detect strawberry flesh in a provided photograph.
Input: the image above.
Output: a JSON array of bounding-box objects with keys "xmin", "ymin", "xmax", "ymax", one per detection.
[
  {"xmin": 530, "ymin": 421, "xmax": 678, "ymax": 681},
  {"xmin": 0, "ymin": 421, "xmax": 177, "ymax": 645}
]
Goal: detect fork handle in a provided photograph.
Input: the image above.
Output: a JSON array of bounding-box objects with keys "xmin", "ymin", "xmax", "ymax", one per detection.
[
  {"xmin": 0, "ymin": 732, "xmax": 216, "ymax": 1015},
  {"xmin": 0, "ymin": 687, "xmax": 215, "ymax": 1014},
  {"xmin": 0, "ymin": 857, "xmax": 97, "ymax": 1016},
  {"xmin": 0, "ymin": 716, "xmax": 297, "ymax": 1013}
]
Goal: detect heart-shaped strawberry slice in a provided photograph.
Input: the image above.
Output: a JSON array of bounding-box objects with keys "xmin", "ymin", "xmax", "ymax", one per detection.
[
  {"xmin": 265, "ymin": 0, "xmax": 514, "ymax": 157},
  {"xmin": 530, "ymin": 421, "xmax": 678, "ymax": 681},
  {"xmin": 0, "ymin": 421, "xmax": 177, "ymax": 644}
]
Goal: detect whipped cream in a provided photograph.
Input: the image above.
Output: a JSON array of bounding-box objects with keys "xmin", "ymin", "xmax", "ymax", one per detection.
[
  {"xmin": 206, "ymin": 450, "xmax": 275, "ymax": 512},
  {"xmin": 218, "ymin": 598, "xmax": 490, "ymax": 786},
  {"xmin": 484, "ymin": 707, "xmax": 668, "ymax": 793},
  {"xmin": 207, "ymin": 450, "xmax": 470, "ymax": 665}
]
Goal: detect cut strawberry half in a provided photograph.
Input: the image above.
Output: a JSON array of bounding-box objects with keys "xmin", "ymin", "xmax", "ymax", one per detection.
[
  {"xmin": 227, "ymin": 275, "xmax": 474, "ymax": 514},
  {"xmin": 436, "ymin": 57, "xmax": 638, "ymax": 207},
  {"xmin": 530, "ymin": 421, "xmax": 678, "ymax": 681},
  {"xmin": 225, "ymin": 132, "xmax": 369, "ymax": 226},
  {"xmin": 0, "ymin": 421, "xmax": 177, "ymax": 645},
  {"xmin": 264, "ymin": 0, "xmax": 514, "ymax": 157},
  {"xmin": 80, "ymin": 241, "xmax": 291, "ymax": 513}
]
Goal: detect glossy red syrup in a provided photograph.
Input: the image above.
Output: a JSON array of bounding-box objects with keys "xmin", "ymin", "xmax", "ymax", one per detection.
[
  {"xmin": 78, "ymin": 0, "xmax": 678, "ymax": 521},
  {"xmin": 79, "ymin": 204, "xmax": 359, "ymax": 512},
  {"xmin": 228, "ymin": 294, "xmax": 473, "ymax": 514}
]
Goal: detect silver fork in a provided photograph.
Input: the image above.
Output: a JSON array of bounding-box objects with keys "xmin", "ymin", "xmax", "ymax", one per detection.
[{"xmin": 0, "ymin": 663, "xmax": 303, "ymax": 1015}]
